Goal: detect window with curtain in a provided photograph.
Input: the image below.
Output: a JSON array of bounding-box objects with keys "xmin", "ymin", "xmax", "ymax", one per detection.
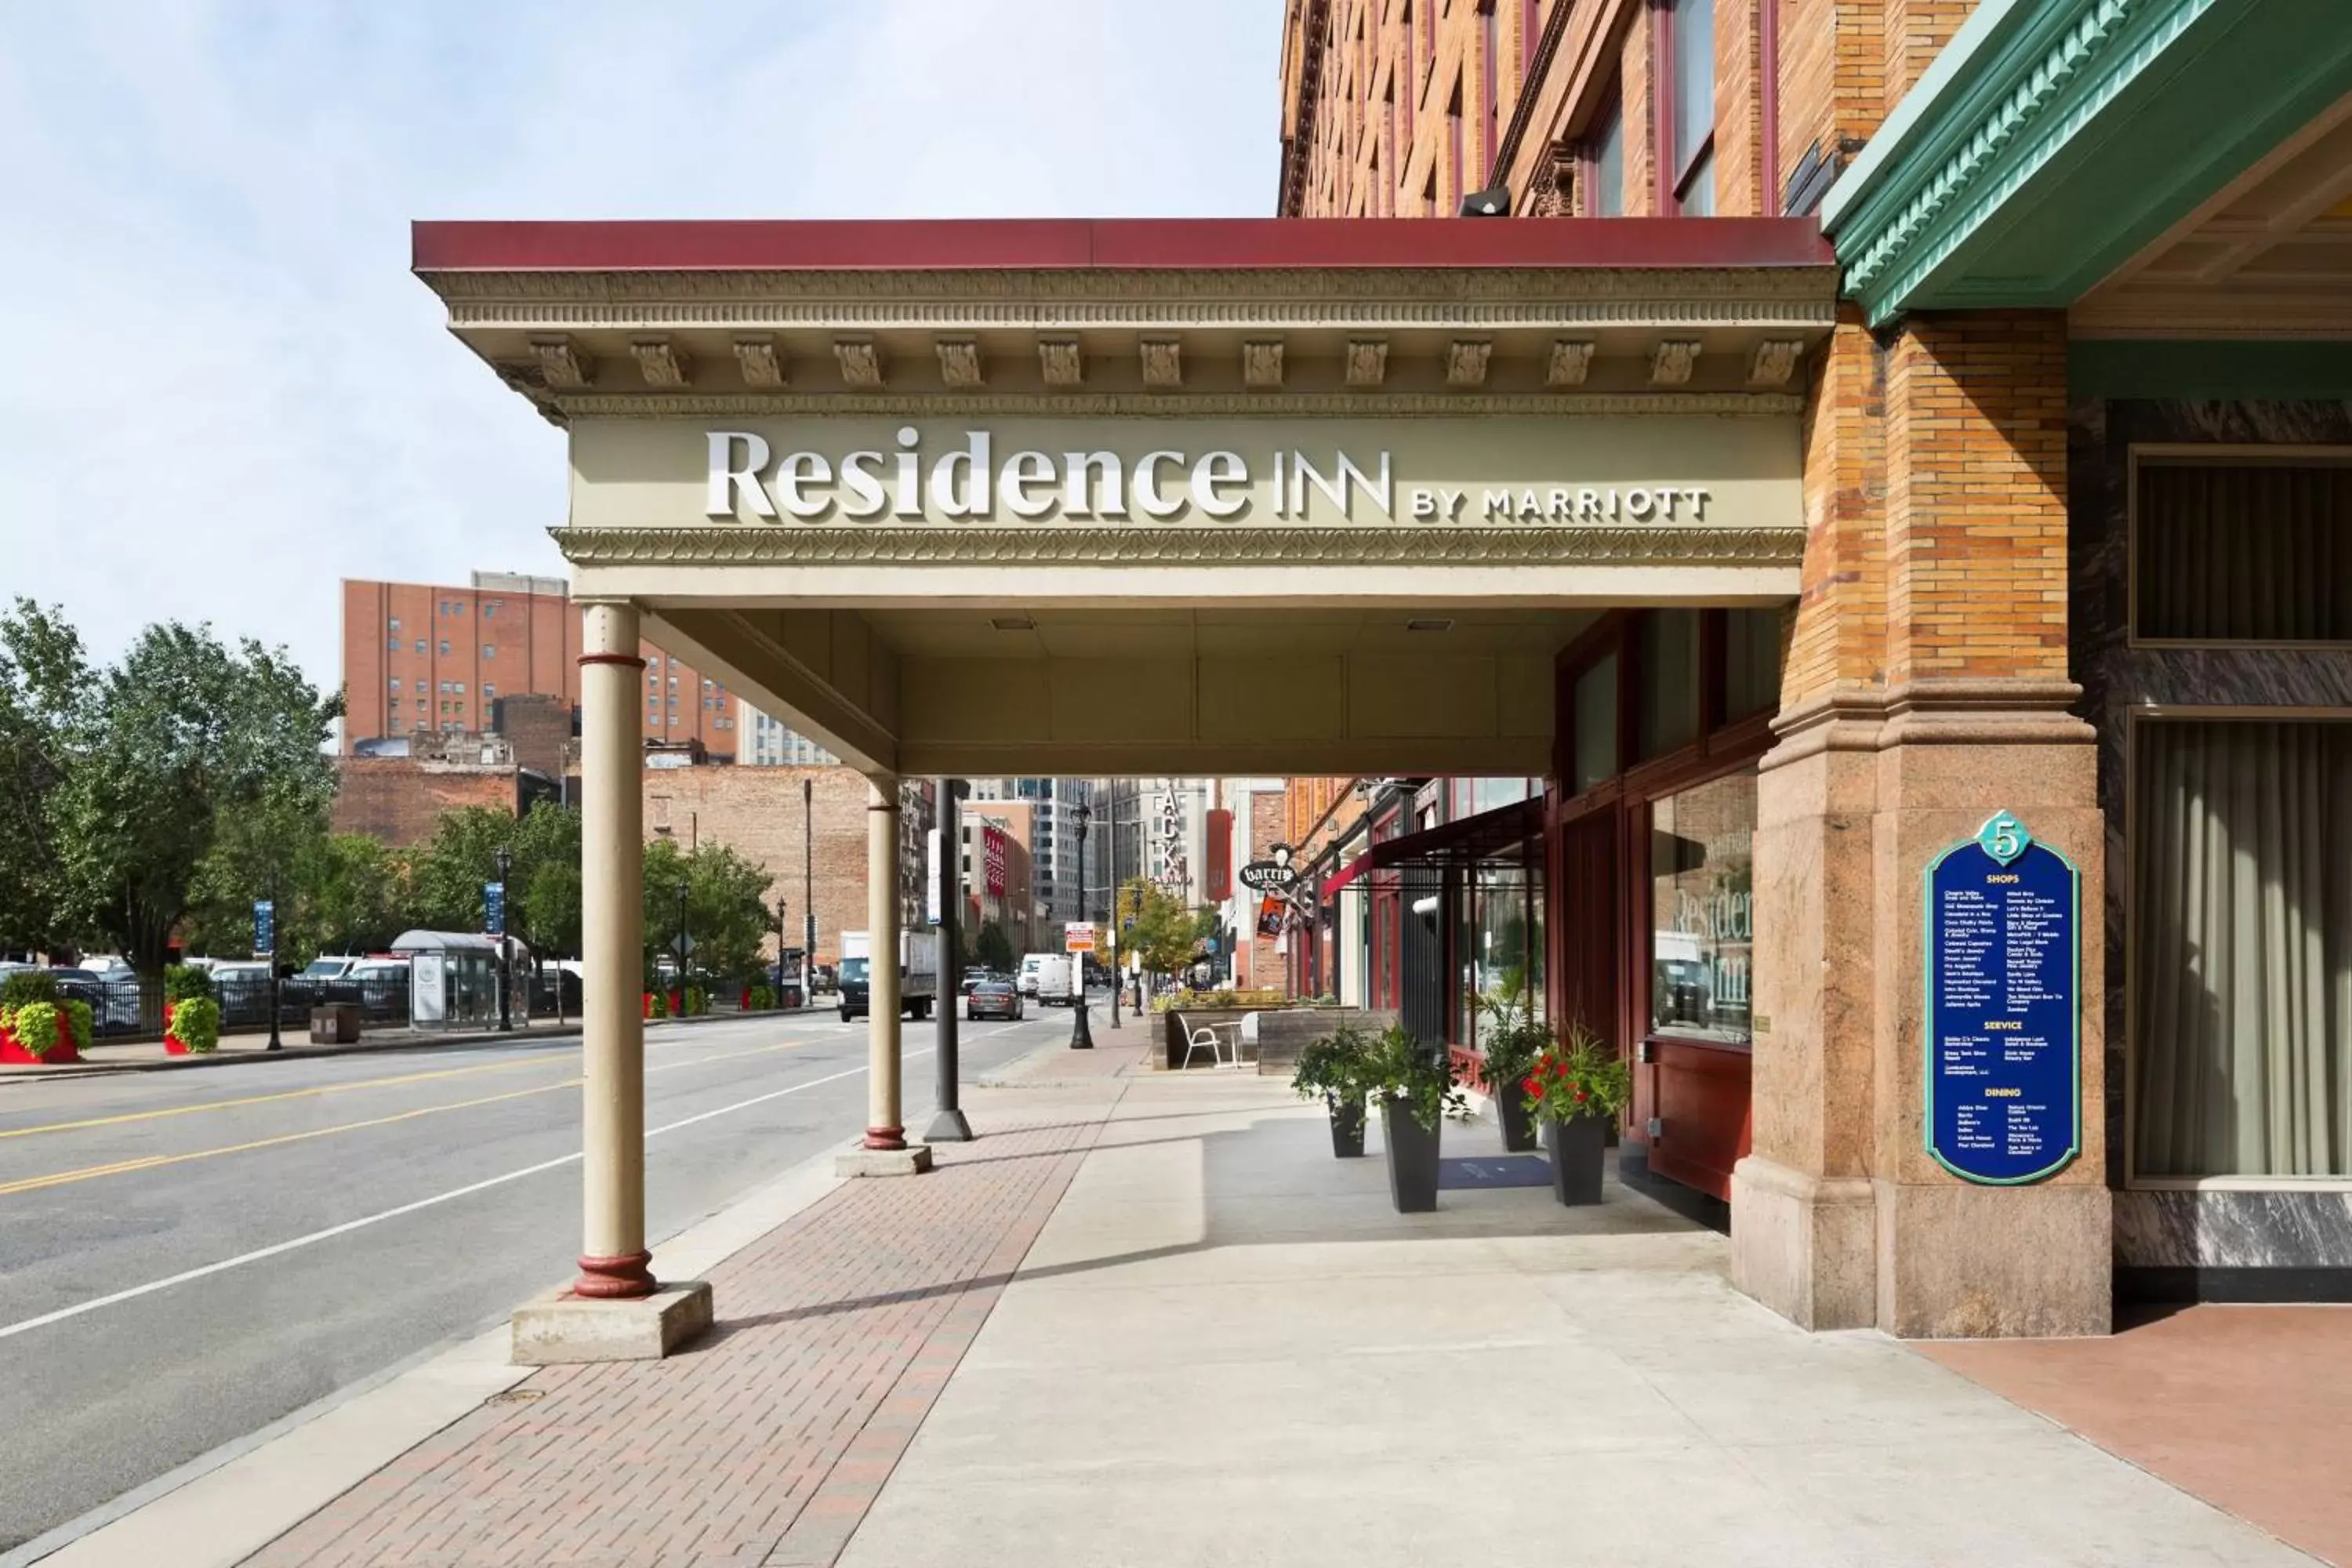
[
  {"xmin": 1666, "ymin": 0, "xmax": 1715, "ymax": 215},
  {"xmin": 2135, "ymin": 459, "xmax": 2351, "ymax": 643},
  {"xmin": 2133, "ymin": 719, "xmax": 2352, "ymax": 1178}
]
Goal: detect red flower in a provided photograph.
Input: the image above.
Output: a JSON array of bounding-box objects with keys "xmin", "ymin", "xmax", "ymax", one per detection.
[
  {"xmin": 1522, "ymin": 1076, "xmax": 1541, "ymax": 1095},
  {"xmin": 1573, "ymin": 1088, "xmax": 1589, "ymax": 1102},
  {"xmin": 1552, "ymin": 1061, "xmax": 1569, "ymax": 1077}
]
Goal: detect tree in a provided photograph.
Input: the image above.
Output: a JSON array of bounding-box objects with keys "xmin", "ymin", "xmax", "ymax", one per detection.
[
  {"xmin": 642, "ymin": 837, "xmax": 773, "ymax": 985},
  {"xmin": 49, "ymin": 622, "xmax": 338, "ymax": 973},
  {"xmin": 974, "ymin": 919, "xmax": 1014, "ymax": 975},
  {"xmin": 1119, "ymin": 877, "xmax": 1216, "ymax": 978},
  {"xmin": 0, "ymin": 601, "xmax": 90, "ymax": 954},
  {"xmin": 407, "ymin": 802, "xmax": 583, "ymax": 957}
]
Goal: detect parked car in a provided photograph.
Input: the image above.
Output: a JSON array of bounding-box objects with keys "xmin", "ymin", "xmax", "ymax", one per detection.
[
  {"xmin": 46, "ymin": 967, "xmax": 143, "ymax": 1035},
  {"xmin": 207, "ymin": 961, "xmax": 281, "ymax": 1028},
  {"xmin": 343, "ymin": 960, "xmax": 412, "ymax": 1022},
  {"xmin": 964, "ymin": 979, "xmax": 1025, "ymax": 1022}
]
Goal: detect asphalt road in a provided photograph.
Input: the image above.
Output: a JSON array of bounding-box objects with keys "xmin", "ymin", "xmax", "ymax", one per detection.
[{"xmin": 0, "ymin": 1007, "xmax": 1066, "ymax": 1551}]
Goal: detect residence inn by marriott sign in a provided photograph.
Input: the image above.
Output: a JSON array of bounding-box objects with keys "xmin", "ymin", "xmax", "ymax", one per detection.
[{"xmin": 568, "ymin": 415, "xmax": 1802, "ymax": 535}]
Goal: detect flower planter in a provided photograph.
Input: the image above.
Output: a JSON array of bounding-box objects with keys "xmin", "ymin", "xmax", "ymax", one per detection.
[
  {"xmin": 1327, "ymin": 1098, "xmax": 1366, "ymax": 1158},
  {"xmin": 1544, "ymin": 1114, "xmax": 1607, "ymax": 1206},
  {"xmin": 1380, "ymin": 1095, "xmax": 1441, "ymax": 1213},
  {"xmin": 0, "ymin": 1019, "xmax": 82, "ymax": 1065},
  {"xmin": 1497, "ymin": 1091, "xmax": 1537, "ymax": 1153}
]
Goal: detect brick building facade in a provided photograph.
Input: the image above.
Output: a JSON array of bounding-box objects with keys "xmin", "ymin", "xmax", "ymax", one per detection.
[{"xmin": 331, "ymin": 735, "xmax": 531, "ymax": 845}]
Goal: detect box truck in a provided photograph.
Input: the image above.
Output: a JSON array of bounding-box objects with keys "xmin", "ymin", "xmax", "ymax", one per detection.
[{"xmin": 838, "ymin": 931, "xmax": 940, "ymax": 1022}]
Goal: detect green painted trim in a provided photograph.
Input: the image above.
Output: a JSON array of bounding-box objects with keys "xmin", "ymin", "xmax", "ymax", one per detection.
[
  {"xmin": 1920, "ymin": 815, "xmax": 2083, "ymax": 1188},
  {"xmin": 2070, "ymin": 340, "xmax": 2352, "ymax": 401},
  {"xmin": 1829, "ymin": 0, "xmax": 2217, "ymax": 326}
]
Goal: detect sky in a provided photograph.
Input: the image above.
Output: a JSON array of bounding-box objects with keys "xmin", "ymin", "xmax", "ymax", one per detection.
[{"xmin": 0, "ymin": 0, "xmax": 1279, "ymax": 701}]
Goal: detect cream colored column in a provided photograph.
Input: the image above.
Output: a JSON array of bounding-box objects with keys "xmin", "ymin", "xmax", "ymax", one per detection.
[
  {"xmin": 864, "ymin": 778, "xmax": 905, "ymax": 1149},
  {"xmin": 573, "ymin": 601, "xmax": 653, "ymax": 1298}
]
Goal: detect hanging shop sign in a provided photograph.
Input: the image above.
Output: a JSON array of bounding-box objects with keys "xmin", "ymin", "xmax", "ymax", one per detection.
[
  {"xmin": 1922, "ymin": 811, "xmax": 2081, "ymax": 1185},
  {"xmin": 1237, "ymin": 844, "xmax": 1302, "ymax": 894}
]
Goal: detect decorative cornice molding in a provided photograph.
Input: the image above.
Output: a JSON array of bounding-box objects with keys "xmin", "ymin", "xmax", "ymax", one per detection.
[
  {"xmin": 833, "ymin": 339, "xmax": 884, "ymax": 388},
  {"xmin": 1139, "ymin": 339, "xmax": 1183, "ymax": 390},
  {"xmin": 1649, "ymin": 341, "xmax": 1702, "ymax": 386},
  {"xmin": 732, "ymin": 336, "xmax": 786, "ymax": 387},
  {"xmin": 430, "ymin": 265, "xmax": 1835, "ymax": 313},
  {"xmin": 546, "ymin": 390, "xmax": 1805, "ymax": 419},
  {"xmin": 1827, "ymin": 0, "xmax": 2211, "ymax": 325},
  {"xmin": 1445, "ymin": 339, "xmax": 1493, "ymax": 388},
  {"xmin": 530, "ymin": 336, "xmax": 590, "ymax": 389},
  {"xmin": 1038, "ymin": 338, "xmax": 1084, "ymax": 387},
  {"xmin": 1243, "ymin": 340, "xmax": 1285, "ymax": 390},
  {"xmin": 630, "ymin": 338, "xmax": 689, "ymax": 387},
  {"xmin": 550, "ymin": 524, "xmax": 1806, "ymax": 569},
  {"xmin": 935, "ymin": 339, "xmax": 984, "ymax": 389},
  {"xmin": 1547, "ymin": 339, "xmax": 1595, "ymax": 387},
  {"xmin": 1344, "ymin": 339, "xmax": 1389, "ymax": 387}
]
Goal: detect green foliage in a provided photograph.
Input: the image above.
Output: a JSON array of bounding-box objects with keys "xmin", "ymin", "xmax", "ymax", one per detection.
[
  {"xmin": 1364, "ymin": 1023, "xmax": 1472, "ymax": 1132},
  {"xmin": 7, "ymin": 1001, "xmax": 62, "ymax": 1058},
  {"xmin": 642, "ymin": 836, "xmax": 773, "ymax": 985},
  {"xmin": 1118, "ymin": 877, "xmax": 1217, "ymax": 977},
  {"xmin": 1290, "ymin": 1022, "xmax": 1378, "ymax": 1105},
  {"xmin": 164, "ymin": 964, "xmax": 214, "ymax": 1002},
  {"xmin": 49, "ymin": 620, "xmax": 339, "ymax": 973},
  {"xmin": 1476, "ymin": 989, "xmax": 1549, "ymax": 1100},
  {"xmin": 1, "ymin": 971, "xmax": 60, "ymax": 1009},
  {"xmin": 0, "ymin": 601, "xmax": 90, "ymax": 954},
  {"xmin": 747, "ymin": 984, "xmax": 775, "ymax": 1011},
  {"xmin": 1520, "ymin": 1020, "xmax": 1632, "ymax": 1125},
  {"xmin": 61, "ymin": 999, "xmax": 93, "ymax": 1052},
  {"xmin": 973, "ymin": 920, "xmax": 1015, "ymax": 975},
  {"xmin": 169, "ymin": 996, "xmax": 222, "ymax": 1053},
  {"xmin": 646, "ymin": 989, "xmax": 670, "ymax": 1019}
]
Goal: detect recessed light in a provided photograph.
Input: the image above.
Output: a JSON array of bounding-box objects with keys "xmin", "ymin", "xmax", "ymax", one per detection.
[
  {"xmin": 990, "ymin": 616, "xmax": 1036, "ymax": 631},
  {"xmin": 1406, "ymin": 618, "xmax": 1454, "ymax": 633}
]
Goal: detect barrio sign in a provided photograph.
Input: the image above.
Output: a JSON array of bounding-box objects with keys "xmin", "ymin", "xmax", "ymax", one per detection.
[
  {"xmin": 565, "ymin": 415, "xmax": 1802, "ymax": 535},
  {"xmin": 707, "ymin": 427, "xmax": 1715, "ymax": 528}
]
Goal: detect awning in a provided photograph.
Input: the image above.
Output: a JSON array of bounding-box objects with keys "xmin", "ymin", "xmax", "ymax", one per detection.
[{"xmin": 1318, "ymin": 795, "xmax": 1544, "ymax": 897}]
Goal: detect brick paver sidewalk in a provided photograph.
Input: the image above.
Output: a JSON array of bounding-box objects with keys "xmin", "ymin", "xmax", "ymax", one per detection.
[{"xmin": 241, "ymin": 1093, "xmax": 1120, "ymax": 1567}]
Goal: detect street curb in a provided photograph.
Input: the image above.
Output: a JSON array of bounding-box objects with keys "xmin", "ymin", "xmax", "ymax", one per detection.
[
  {"xmin": 4, "ymin": 1134, "xmax": 855, "ymax": 1568},
  {"xmin": 0, "ymin": 1008, "xmax": 826, "ymax": 1086}
]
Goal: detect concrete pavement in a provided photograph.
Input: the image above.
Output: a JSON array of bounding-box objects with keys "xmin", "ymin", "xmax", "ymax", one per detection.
[
  {"xmin": 0, "ymin": 1010, "xmax": 1054, "ymax": 1552},
  {"xmin": 53, "ymin": 1038, "xmax": 2339, "ymax": 1568}
]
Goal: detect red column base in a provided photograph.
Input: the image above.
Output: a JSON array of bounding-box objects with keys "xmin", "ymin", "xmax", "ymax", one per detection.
[
  {"xmin": 862, "ymin": 1126, "xmax": 906, "ymax": 1151},
  {"xmin": 573, "ymin": 1249, "xmax": 657, "ymax": 1299}
]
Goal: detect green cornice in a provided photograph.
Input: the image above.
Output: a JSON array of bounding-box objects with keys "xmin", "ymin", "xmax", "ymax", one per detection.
[
  {"xmin": 1822, "ymin": 0, "xmax": 2352, "ymax": 327},
  {"xmin": 2068, "ymin": 339, "xmax": 2352, "ymax": 401}
]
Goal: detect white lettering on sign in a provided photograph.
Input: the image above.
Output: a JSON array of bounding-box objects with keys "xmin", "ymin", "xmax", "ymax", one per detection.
[{"xmin": 706, "ymin": 428, "xmax": 1711, "ymax": 526}]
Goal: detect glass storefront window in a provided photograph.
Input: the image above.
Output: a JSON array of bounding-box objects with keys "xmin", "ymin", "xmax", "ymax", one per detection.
[
  {"xmin": 1463, "ymin": 866, "xmax": 1543, "ymax": 1047},
  {"xmin": 1724, "ymin": 608, "xmax": 1786, "ymax": 719},
  {"xmin": 1639, "ymin": 610, "xmax": 1702, "ymax": 759},
  {"xmin": 1573, "ymin": 654, "xmax": 1618, "ymax": 792},
  {"xmin": 1650, "ymin": 768, "xmax": 1757, "ymax": 1044}
]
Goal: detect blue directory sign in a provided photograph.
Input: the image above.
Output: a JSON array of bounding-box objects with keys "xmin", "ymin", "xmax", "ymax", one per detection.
[
  {"xmin": 1924, "ymin": 811, "xmax": 2080, "ymax": 1184},
  {"xmin": 485, "ymin": 880, "xmax": 506, "ymax": 938},
  {"xmin": 252, "ymin": 898, "xmax": 275, "ymax": 957}
]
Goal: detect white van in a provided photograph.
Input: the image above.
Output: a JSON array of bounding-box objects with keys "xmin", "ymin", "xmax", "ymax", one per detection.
[{"xmin": 1018, "ymin": 952, "xmax": 1073, "ymax": 1007}]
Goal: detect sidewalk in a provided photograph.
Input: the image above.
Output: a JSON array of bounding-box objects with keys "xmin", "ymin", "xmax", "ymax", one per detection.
[{"xmin": 64, "ymin": 1049, "xmax": 2345, "ymax": 1566}]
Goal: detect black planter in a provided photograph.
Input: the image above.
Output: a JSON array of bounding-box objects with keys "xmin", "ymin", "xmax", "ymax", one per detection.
[
  {"xmin": 1544, "ymin": 1114, "xmax": 1607, "ymax": 1206},
  {"xmin": 1328, "ymin": 1098, "xmax": 1367, "ymax": 1158},
  {"xmin": 1381, "ymin": 1096, "xmax": 1441, "ymax": 1212},
  {"xmin": 1496, "ymin": 1088, "xmax": 1537, "ymax": 1152}
]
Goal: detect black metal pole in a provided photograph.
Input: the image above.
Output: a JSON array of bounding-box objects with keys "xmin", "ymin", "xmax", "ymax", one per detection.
[
  {"xmin": 265, "ymin": 873, "xmax": 282, "ymax": 1051},
  {"xmin": 1068, "ymin": 803, "xmax": 1094, "ymax": 1049},
  {"xmin": 929, "ymin": 779, "xmax": 972, "ymax": 1142},
  {"xmin": 496, "ymin": 847, "xmax": 513, "ymax": 1032},
  {"xmin": 1107, "ymin": 789, "xmax": 1122, "ymax": 1032},
  {"xmin": 676, "ymin": 879, "xmax": 689, "ymax": 1011},
  {"xmin": 802, "ymin": 776, "xmax": 815, "ymax": 1004}
]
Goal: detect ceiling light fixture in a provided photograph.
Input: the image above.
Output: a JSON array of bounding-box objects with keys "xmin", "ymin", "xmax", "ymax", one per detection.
[
  {"xmin": 1406, "ymin": 618, "xmax": 1455, "ymax": 633},
  {"xmin": 990, "ymin": 615, "xmax": 1037, "ymax": 632}
]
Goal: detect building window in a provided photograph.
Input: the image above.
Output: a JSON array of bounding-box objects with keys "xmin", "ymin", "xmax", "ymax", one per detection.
[
  {"xmin": 415, "ymin": 640, "xmax": 426, "ymax": 654},
  {"xmin": 1588, "ymin": 92, "xmax": 1625, "ymax": 216},
  {"xmin": 484, "ymin": 602, "xmax": 499, "ymax": 619},
  {"xmin": 482, "ymin": 644, "xmax": 495, "ymax": 659},
  {"xmin": 1573, "ymin": 654, "xmax": 1619, "ymax": 793},
  {"xmin": 1446, "ymin": 83, "xmax": 1463, "ymax": 209},
  {"xmin": 1637, "ymin": 610, "xmax": 1703, "ymax": 759},
  {"xmin": 438, "ymin": 640, "xmax": 451, "ymax": 655},
  {"xmin": 1663, "ymin": 0, "xmax": 1715, "ymax": 215},
  {"xmin": 2132, "ymin": 717, "xmax": 2352, "ymax": 1178},
  {"xmin": 484, "ymin": 683, "xmax": 496, "ymax": 698},
  {"xmin": 415, "ymin": 680, "xmax": 426, "ymax": 694},
  {"xmin": 1650, "ymin": 768, "xmax": 1758, "ymax": 1044},
  {"xmin": 455, "ymin": 682, "xmax": 466, "ymax": 694},
  {"xmin": 387, "ymin": 637, "xmax": 400, "ymax": 652},
  {"xmin": 387, "ymin": 678, "xmax": 401, "ymax": 690},
  {"xmin": 1723, "ymin": 608, "xmax": 1785, "ymax": 719},
  {"xmin": 2132, "ymin": 456, "xmax": 2352, "ymax": 644},
  {"xmin": 1480, "ymin": 1, "xmax": 1500, "ymax": 185},
  {"xmin": 389, "ymin": 618, "xmax": 401, "ymax": 632}
]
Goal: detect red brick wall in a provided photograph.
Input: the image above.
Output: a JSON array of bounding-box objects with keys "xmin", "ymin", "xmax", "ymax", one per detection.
[
  {"xmin": 1245, "ymin": 789, "xmax": 1289, "ymax": 991},
  {"xmin": 1882, "ymin": 0, "xmax": 1972, "ymax": 116},
  {"xmin": 1785, "ymin": 312, "xmax": 1889, "ymax": 703},
  {"xmin": 641, "ymin": 765, "xmax": 873, "ymax": 967},
  {"xmin": 330, "ymin": 758, "xmax": 519, "ymax": 846}
]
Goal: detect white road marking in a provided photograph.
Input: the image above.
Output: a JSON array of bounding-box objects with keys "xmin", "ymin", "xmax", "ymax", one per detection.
[{"xmin": 0, "ymin": 1025, "xmax": 1031, "ymax": 1344}]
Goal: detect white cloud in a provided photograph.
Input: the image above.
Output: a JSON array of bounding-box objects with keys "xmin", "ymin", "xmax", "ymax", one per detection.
[{"xmin": 0, "ymin": 0, "xmax": 1278, "ymax": 698}]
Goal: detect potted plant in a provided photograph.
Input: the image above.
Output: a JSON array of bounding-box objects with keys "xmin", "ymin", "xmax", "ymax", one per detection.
[
  {"xmin": 1366, "ymin": 1024, "xmax": 1469, "ymax": 1213},
  {"xmin": 1290, "ymin": 1022, "xmax": 1377, "ymax": 1156},
  {"xmin": 164, "ymin": 965, "xmax": 220, "ymax": 1055},
  {"xmin": 1475, "ymin": 991, "xmax": 1548, "ymax": 1152},
  {"xmin": 0, "ymin": 972, "xmax": 84, "ymax": 1065},
  {"xmin": 1520, "ymin": 1022, "xmax": 1632, "ymax": 1206}
]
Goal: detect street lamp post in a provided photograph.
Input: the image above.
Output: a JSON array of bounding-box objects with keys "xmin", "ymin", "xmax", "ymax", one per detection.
[
  {"xmin": 675, "ymin": 877, "xmax": 691, "ymax": 1012},
  {"xmin": 495, "ymin": 845, "xmax": 513, "ymax": 1032},
  {"xmin": 774, "ymin": 892, "xmax": 789, "ymax": 1004},
  {"xmin": 929, "ymin": 779, "xmax": 972, "ymax": 1141},
  {"xmin": 263, "ymin": 872, "xmax": 282, "ymax": 1052},
  {"xmin": 1068, "ymin": 801, "xmax": 1094, "ymax": 1051},
  {"xmin": 802, "ymin": 776, "xmax": 816, "ymax": 1005}
]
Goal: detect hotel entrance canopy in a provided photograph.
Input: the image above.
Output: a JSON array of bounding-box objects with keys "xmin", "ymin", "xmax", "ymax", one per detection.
[{"xmin": 413, "ymin": 217, "xmax": 1835, "ymax": 781}]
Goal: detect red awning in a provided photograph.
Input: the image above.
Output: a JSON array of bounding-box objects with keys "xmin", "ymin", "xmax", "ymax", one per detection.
[{"xmin": 1318, "ymin": 795, "xmax": 1544, "ymax": 898}]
